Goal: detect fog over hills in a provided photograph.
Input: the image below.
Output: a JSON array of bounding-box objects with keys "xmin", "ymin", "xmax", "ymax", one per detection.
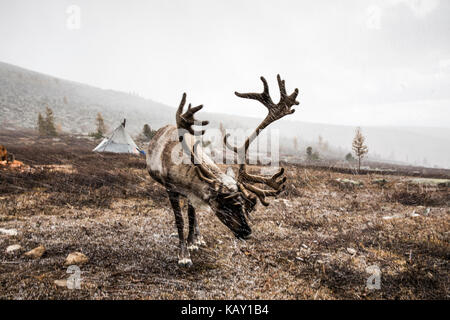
[
  {"xmin": 0, "ymin": 61, "xmax": 174, "ymax": 135},
  {"xmin": 1, "ymin": 61, "xmax": 449, "ymax": 168}
]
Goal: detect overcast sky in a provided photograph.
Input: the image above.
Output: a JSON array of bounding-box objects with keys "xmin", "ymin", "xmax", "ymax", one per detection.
[{"xmin": 0, "ymin": 0, "xmax": 449, "ymax": 127}]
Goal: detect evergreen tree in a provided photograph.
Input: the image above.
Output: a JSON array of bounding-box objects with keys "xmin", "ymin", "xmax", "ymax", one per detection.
[
  {"xmin": 37, "ymin": 107, "xmax": 57, "ymax": 136},
  {"xmin": 37, "ymin": 113, "xmax": 46, "ymax": 136},
  {"xmin": 143, "ymin": 124, "xmax": 153, "ymax": 139},
  {"xmin": 345, "ymin": 153, "xmax": 354, "ymax": 161},
  {"xmin": 96, "ymin": 113, "xmax": 106, "ymax": 137},
  {"xmin": 45, "ymin": 106, "xmax": 57, "ymax": 136},
  {"xmin": 306, "ymin": 146, "xmax": 319, "ymax": 161},
  {"xmin": 352, "ymin": 127, "xmax": 368, "ymax": 171}
]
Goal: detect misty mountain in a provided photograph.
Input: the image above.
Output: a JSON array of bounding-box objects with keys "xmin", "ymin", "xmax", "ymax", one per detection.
[
  {"xmin": 0, "ymin": 61, "xmax": 175, "ymax": 135},
  {"xmin": 1, "ymin": 61, "xmax": 449, "ymax": 168}
]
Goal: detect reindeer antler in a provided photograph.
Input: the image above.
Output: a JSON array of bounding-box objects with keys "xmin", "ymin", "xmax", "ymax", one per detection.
[
  {"xmin": 176, "ymin": 93, "xmax": 209, "ymax": 139},
  {"xmin": 176, "ymin": 93, "xmax": 219, "ymax": 186},
  {"xmin": 224, "ymin": 75, "xmax": 299, "ymax": 206},
  {"xmin": 224, "ymin": 75, "xmax": 299, "ymax": 157}
]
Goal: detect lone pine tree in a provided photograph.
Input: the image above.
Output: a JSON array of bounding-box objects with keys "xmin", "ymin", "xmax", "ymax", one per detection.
[{"xmin": 352, "ymin": 127, "xmax": 368, "ymax": 171}]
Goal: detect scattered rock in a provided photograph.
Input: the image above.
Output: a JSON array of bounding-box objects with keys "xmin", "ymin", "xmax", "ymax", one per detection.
[
  {"xmin": 409, "ymin": 210, "xmax": 420, "ymax": 218},
  {"xmin": 372, "ymin": 178, "xmax": 388, "ymax": 186},
  {"xmin": 0, "ymin": 228, "xmax": 18, "ymax": 236},
  {"xmin": 347, "ymin": 248, "xmax": 357, "ymax": 255},
  {"xmin": 334, "ymin": 178, "xmax": 363, "ymax": 187},
  {"xmin": 6, "ymin": 244, "xmax": 22, "ymax": 253},
  {"xmin": 275, "ymin": 199, "xmax": 293, "ymax": 207},
  {"xmin": 408, "ymin": 178, "xmax": 450, "ymax": 188},
  {"xmin": 382, "ymin": 214, "xmax": 403, "ymax": 220},
  {"xmin": 65, "ymin": 252, "xmax": 88, "ymax": 265},
  {"xmin": 54, "ymin": 280, "xmax": 67, "ymax": 288},
  {"xmin": 24, "ymin": 245, "xmax": 46, "ymax": 259}
]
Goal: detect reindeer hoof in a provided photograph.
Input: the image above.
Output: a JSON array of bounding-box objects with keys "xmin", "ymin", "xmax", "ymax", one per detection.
[
  {"xmin": 195, "ymin": 237, "xmax": 207, "ymax": 247},
  {"xmin": 187, "ymin": 244, "xmax": 199, "ymax": 251},
  {"xmin": 178, "ymin": 258, "xmax": 193, "ymax": 267}
]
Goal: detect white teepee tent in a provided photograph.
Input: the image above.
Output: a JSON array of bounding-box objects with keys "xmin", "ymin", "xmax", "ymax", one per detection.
[{"xmin": 93, "ymin": 119, "xmax": 140, "ymax": 154}]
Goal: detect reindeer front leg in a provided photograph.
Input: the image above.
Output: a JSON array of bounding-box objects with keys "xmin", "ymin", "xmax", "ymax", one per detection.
[
  {"xmin": 187, "ymin": 203, "xmax": 206, "ymax": 251},
  {"xmin": 167, "ymin": 190, "xmax": 192, "ymax": 267}
]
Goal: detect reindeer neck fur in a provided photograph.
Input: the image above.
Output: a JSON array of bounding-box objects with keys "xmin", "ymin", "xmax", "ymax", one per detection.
[{"xmin": 146, "ymin": 125, "xmax": 237, "ymax": 208}]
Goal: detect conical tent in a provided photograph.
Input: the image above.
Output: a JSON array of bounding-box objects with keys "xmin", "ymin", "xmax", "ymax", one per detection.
[{"xmin": 93, "ymin": 119, "xmax": 140, "ymax": 154}]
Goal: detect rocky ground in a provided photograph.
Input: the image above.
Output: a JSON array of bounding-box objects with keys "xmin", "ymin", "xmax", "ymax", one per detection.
[{"xmin": 0, "ymin": 131, "xmax": 448, "ymax": 299}]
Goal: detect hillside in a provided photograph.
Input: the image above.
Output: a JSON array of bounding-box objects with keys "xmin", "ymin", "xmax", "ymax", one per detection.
[
  {"xmin": 1, "ymin": 61, "xmax": 449, "ymax": 168},
  {"xmin": 0, "ymin": 62, "xmax": 175, "ymax": 135}
]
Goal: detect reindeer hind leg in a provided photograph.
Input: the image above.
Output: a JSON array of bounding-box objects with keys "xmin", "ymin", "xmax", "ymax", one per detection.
[{"xmin": 167, "ymin": 190, "xmax": 192, "ymax": 267}]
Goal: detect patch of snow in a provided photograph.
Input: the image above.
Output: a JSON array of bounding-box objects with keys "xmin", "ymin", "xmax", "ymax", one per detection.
[
  {"xmin": 382, "ymin": 214, "xmax": 402, "ymax": 220},
  {"xmin": 6, "ymin": 244, "xmax": 22, "ymax": 253},
  {"xmin": 0, "ymin": 228, "xmax": 18, "ymax": 236}
]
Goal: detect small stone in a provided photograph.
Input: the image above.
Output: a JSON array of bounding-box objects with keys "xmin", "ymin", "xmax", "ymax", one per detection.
[
  {"xmin": 382, "ymin": 214, "xmax": 402, "ymax": 220},
  {"xmin": 65, "ymin": 252, "xmax": 88, "ymax": 265},
  {"xmin": 409, "ymin": 178, "xmax": 450, "ymax": 187},
  {"xmin": 24, "ymin": 245, "xmax": 46, "ymax": 259},
  {"xmin": 372, "ymin": 178, "xmax": 388, "ymax": 186},
  {"xmin": 410, "ymin": 211, "xmax": 420, "ymax": 217},
  {"xmin": 6, "ymin": 244, "xmax": 22, "ymax": 253},
  {"xmin": 335, "ymin": 178, "xmax": 363, "ymax": 187},
  {"xmin": 302, "ymin": 244, "xmax": 308, "ymax": 249},
  {"xmin": 347, "ymin": 248, "xmax": 357, "ymax": 255},
  {"xmin": 54, "ymin": 280, "xmax": 67, "ymax": 288},
  {"xmin": 0, "ymin": 228, "xmax": 18, "ymax": 236}
]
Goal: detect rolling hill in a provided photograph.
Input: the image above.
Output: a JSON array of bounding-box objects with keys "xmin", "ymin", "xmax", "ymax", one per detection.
[{"xmin": 1, "ymin": 61, "xmax": 449, "ymax": 168}]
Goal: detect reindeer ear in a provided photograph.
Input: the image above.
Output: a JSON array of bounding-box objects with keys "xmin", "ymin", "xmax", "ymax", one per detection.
[{"xmin": 225, "ymin": 167, "xmax": 235, "ymax": 179}]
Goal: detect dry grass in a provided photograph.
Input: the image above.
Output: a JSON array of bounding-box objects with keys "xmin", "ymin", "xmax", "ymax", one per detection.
[{"xmin": 0, "ymin": 130, "xmax": 448, "ymax": 299}]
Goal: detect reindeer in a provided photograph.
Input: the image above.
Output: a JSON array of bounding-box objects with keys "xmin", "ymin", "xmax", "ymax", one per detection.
[{"xmin": 146, "ymin": 75, "xmax": 299, "ymax": 266}]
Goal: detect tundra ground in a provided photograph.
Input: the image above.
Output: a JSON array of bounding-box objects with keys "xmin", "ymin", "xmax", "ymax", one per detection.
[{"xmin": 0, "ymin": 131, "xmax": 448, "ymax": 299}]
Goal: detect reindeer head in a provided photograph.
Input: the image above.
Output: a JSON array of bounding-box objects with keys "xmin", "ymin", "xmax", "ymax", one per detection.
[
  {"xmin": 176, "ymin": 75, "xmax": 299, "ymax": 239},
  {"xmin": 184, "ymin": 139, "xmax": 256, "ymax": 240},
  {"xmin": 208, "ymin": 185, "xmax": 254, "ymax": 240}
]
